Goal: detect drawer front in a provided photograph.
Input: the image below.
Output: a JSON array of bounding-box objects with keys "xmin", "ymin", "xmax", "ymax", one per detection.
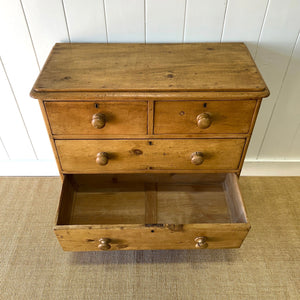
[
  {"xmin": 154, "ymin": 100, "xmax": 256, "ymax": 134},
  {"xmin": 55, "ymin": 224, "xmax": 249, "ymax": 251},
  {"xmin": 55, "ymin": 173, "xmax": 250, "ymax": 251},
  {"xmin": 45, "ymin": 101, "xmax": 148, "ymax": 135},
  {"xmin": 56, "ymin": 139, "xmax": 245, "ymax": 172}
]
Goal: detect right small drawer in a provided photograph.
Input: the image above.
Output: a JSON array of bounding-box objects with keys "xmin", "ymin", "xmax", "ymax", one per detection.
[{"xmin": 154, "ymin": 100, "xmax": 256, "ymax": 134}]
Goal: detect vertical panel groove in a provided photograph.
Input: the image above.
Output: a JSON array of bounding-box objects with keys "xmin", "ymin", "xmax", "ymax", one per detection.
[
  {"xmin": 254, "ymin": 0, "xmax": 270, "ymax": 59},
  {"xmin": 0, "ymin": 137, "xmax": 10, "ymax": 160},
  {"xmin": 257, "ymin": 29, "xmax": 300, "ymax": 159},
  {"xmin": 103, "ymin": 0, "xmax": 109, "ymax": 43},
  {"xmin": 0, "ymin": 58, "xmax": 37, "ymax": 159},
  {"xmin": 144, "ymin": 0, "xmax": 147, "ymax": 43},
  {"xmin": 61, "ymin": 0, "xmax": 71, "ymax": 42},
  {"xmin": 19, "ymin": 0, "xmax": 40, "ymax": 70},
  {"xmin": 182, "ymin": 0, "xmax": 188, "ymax": 42},
  {"xmin": 220, "ymin": 0, "xmax": 229, "ymax": 42},
  {"xmin": 287, "ymin": 122, "xmax": 300, "ymax": 159}
]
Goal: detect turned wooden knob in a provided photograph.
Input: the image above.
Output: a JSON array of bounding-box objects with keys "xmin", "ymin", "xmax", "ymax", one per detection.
[
  {"xmin": 92, "ymin": 113, "xmax": 106, "ymax": 129},
  {"xmin": 98, "ymin": 238, "xmax": 111, "ymax": 250},
  {"xmin": 195, "ymin": 236, "xmax": 208, "ymax": 249},
  {"xmin": 96, "ymin": 152, "xmax": 109, "ymax": 165},
  {"xmin": 191, "ymin": 152, "xmax": 204, "ymax": 165},
  {"xmin": 197, "ymin": 113, "xmax": 212, "ymax": 129}
]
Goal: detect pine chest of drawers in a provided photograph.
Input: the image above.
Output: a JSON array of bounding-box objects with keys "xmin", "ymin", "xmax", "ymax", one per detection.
[{"xmin": 31, "ymin": 43, "xmax": 269, "ymax": 251}]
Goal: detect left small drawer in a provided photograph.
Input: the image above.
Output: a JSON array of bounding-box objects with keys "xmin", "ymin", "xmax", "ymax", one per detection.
[{"xmin": 45, "ymin": 101, "xmax": 148, "ymax": 135}]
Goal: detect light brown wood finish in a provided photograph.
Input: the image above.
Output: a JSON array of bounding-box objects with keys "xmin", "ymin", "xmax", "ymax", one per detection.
[
  {"xmin": 31, "ymin": 90, "xmax": 269, "ymax": 101},
  {"xmin": 32, "ymin": 43, "xmax": 268, "ymax": 94},
  {"xmin": 223, "ymin": 173, "xmax": 248, "ymax": 223},
  {"xmin": 45, "ymin": 101, "xmax": 148, "ymax": 135},
  {"xmin": 145, "ymin": 183, "xmax": 157, "ymax": 224},
  {"xmin": 30, "ymin": 43, "xmax": 270, "ymax": 251},
  {"xmin": 56, "ymin": 139, "xmax": 245, "ymax": 173},
  {"xmin": 55, "ymin": 173, "xmax": 249, "ymax": 251},
  {"xmin": 154, "ymin": 100, "xmax": 256, "ymax": 134},
  {"xmin": 38, "ymin": 100, "xmax": 64, "ymax": 180},
  {"xmin": 237, "ymin": 99, "xmax": 263, "ymax": 175},
  {"xmin": 52, "ymin": 133, "xmax": 250, "ymax": 140}
]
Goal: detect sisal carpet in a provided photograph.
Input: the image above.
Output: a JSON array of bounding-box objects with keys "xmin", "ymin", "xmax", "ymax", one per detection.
[{"xmin": 0, "ymin": 176, "xmax": 299, "ymax": 300}]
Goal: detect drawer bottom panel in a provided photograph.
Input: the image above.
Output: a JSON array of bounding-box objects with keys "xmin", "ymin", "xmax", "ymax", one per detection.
[{"xmin": 55, "ymin": 173, "xmax": 250, "ymax": 251}]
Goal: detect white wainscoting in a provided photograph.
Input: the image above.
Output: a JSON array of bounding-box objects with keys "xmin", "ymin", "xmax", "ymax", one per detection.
[{"xmin": 0, "ymin": 0, "xmax": 299, "ymax": 176}]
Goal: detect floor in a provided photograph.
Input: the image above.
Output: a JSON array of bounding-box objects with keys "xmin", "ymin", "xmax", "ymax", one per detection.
[{"xmin": 0, "ymin": 176, "xmax": 299, "ymax": 300}]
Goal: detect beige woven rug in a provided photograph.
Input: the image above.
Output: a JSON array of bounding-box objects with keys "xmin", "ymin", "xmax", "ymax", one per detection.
[{"xmin": 0, "ymin": 177, "xmax": 299, "ymax": 299}]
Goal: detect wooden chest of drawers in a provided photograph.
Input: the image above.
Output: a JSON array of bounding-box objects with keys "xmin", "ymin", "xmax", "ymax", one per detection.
[{"xmin": 31, "ymin": 43, "xmax": 269, "ymax": 251}]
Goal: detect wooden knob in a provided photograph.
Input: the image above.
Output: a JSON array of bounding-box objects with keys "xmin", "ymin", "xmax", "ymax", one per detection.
[
  {"xmin": 197, "ymin": 113, "xmax": 212, "ymax": 129},
  {"xmin": 191, "ymin": 152, "xmax": 204, "ymax": 165},
  {"xmin": 195, "ymin": 236, "xmax": 208, "ymax": 249},
  {"xmin": 92, "ymin": 113, "xmax": 106, "ymax": 129},
  {"xmin": 96, "ymin": 152, "xmax": 109, "ymax": 165},
  {"xmin": 98, "ymin": 238, "xmax": 111, "ymax": 250}
]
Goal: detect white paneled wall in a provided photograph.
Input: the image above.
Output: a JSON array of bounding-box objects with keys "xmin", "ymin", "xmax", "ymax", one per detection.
[{"xmin": 0, "ymin": 0, "xmax": 299, "ymax": 175}]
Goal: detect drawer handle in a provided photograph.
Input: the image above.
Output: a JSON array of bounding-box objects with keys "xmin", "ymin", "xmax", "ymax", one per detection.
[
  {"xmin": 96, "ymin": 152, "xmax": 109, "ymax": 165},
  {"xmin": 195, "ymin": 236, "xmax": 208, "ymax": 249},
  {"xmin": 98, "ymin": 238, "xmax": 111, "ymax": 250},
  {"xmin": 92, "ymin": 113, "xmax": 106, "ymax": 129},
  {"xmin": 197, "ymin": 113, "xmax": 212, "ymax": 129},
  {"xmin": 191, "ymin": 152, "xmax": 204, "ymax": 165}
]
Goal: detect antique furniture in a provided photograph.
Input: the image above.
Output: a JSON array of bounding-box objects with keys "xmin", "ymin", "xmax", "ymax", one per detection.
[{"xmin": 30, "ymin": 43, "xmax": 269, "ymax": 251}]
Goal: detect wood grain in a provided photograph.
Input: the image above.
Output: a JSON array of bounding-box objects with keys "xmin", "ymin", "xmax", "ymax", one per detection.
[
  {"xmin": 31, "ymin": 90, "xmax": 269, "ymax": 101},
  {"xmin": 154, "ymin": 100, "xmax": 256, "ymax": 134},
  {"xmin": 38, "ymin": 100, "xmax": 64, "ymax": 180},
  {"xmin": 223, "ymin": 173, "xmax": 248, "ymax": 223},
  {"xmin": 55, "ymin": 224, "xmax": 250, "ymax": 251},
  {"xmin": 45, "ymin": 101, "xmax": 148, "ymax": 135},
  {"xmin": 145, "ymin": 183, "xmax": 157, "ymax": 224},
  {"xmin": 30, "ymin": 43, "xmax": 269, "ymax": 252},
  {"xmin": 55, "ymin": 139, "xmax": 245, "ymax": 173},
  {"xmin": 31, "ymin": 43, "xmax": 268, "ymax": 94},
  {"xmin": 55, "ymin": 173, "xmax": 249, "ymax": 251}
]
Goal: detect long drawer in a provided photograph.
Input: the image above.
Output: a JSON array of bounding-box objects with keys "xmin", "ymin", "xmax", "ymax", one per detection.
[
  {"xmin": 55, "ymin": 173, "xmax": 250, "ymax": 251},
  {"xmin": 55, "ymin": 139, "xmax": 245, "ymax": 173}
]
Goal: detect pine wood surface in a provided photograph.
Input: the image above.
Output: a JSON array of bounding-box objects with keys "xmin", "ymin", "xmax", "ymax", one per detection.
[
  {"xmin": 31, "ymin": 43, "xmax": 269, "ymax": 96},
  {"xmin": 55, "ymin": 174, "xmax": 249, "ymax": 251},
  {"xmin": 55, "ymin": 139, "xmax": 245, "ymax": 173},
  {"xmin": 29, "ymin": 43, "xmax": 270, "ymax": 252},
  {"xmin": 154, "ymin": 100, "xmax": 256, "ymax": 134},
  {"xmin": 45, "ymin": 101, "xmax": 148, "ymax": 135},
  {"xmin": 31, "ymin": 90, "xmax": 269, "ymax": 101}
]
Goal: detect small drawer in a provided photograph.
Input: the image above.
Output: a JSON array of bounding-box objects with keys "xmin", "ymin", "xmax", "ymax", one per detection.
[
  {"xmin": 45, "ymin": 101, "xmax": 148, "ymax": 135},
  {"xmin": 55, "ymin": 173, "xmax": 250, "ymax": 251},
  {"xmin": 55, "ymin": 138, "xmax": 245, "ymax": 173},
  {"xmin": 154, "ymin": 100, "xmax": 256, "ymax": 134}
]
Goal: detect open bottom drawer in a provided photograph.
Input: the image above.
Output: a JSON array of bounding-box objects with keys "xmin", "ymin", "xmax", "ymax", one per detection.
[{"xmin": 55, "ymin": 173, "xmax": 250, "ymax": 251}]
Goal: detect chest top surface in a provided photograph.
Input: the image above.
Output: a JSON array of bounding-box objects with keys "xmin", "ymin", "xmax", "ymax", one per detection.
[{"xmin": 30, "ymin": 43, "xmax": 269, "ymax": 99}]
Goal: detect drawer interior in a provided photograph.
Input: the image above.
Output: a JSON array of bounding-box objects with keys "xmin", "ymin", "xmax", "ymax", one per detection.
[{"xmin": 57, "ymin": 173, "xmax": 247, "ymax": 226}]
